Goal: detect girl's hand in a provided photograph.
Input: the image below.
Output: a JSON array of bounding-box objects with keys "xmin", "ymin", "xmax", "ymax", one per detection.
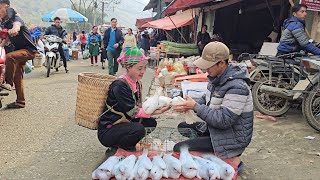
[{"xmin": 152, "ymin": 105, "xmax": 171, "ymax": 115}]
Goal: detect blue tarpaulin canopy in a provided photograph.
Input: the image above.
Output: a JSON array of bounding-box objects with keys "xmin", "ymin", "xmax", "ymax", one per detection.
[{"xmin": 42, "ymin": 8, "xmax": 88, "ymax": 23}]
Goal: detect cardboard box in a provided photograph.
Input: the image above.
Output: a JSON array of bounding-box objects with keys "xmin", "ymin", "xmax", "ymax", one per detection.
[{"xmin": 72, "ymin": 50, "xmax": 78, "ymax": 60}]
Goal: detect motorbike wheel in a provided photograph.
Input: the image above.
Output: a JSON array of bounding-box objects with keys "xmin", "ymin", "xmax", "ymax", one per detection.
[
  {"xmin": 252, "ymin": 78, "xmax": 291, "ymax": 117},
  {"xmin": 46, "ymin": 57, "xmax": 51, "ymax": 77},
  {"xmin": 302, "ymin": 85, "xmax": 320, "ymax": 131}
]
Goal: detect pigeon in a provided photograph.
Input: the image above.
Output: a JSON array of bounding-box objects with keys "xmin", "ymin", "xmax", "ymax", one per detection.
[
  {"xmin": 130, "ymin": 149, "xmax": 153, "ymax": 180},
  {"xmin": 163, "ymin": 153, "xmax": 182, "ymax": 179},
  {"xmin": 180, "ymin": 146, "xmax": 198, "ymax": 179},
  {"xmin": 92, "ymin": 155, "xmax": 124, "ymax": 180},
  {"xmin": 193, "ymin": 156, "xmax": 220, "ymax": 180},
  {"xmin": 171, "ymin": 96, "xmax": 185, "ymax": 106},
  {"xmin": 150, "ymin": 154, "xmax": 168, "ymax": 180},
  {"xmin": 114, "ymin": 155, "xmax": 137, "ymax": 180},
  {"xmin": 158, "ymin": 96, "xmax": 173, "ymax": 108},
  {"xmin": 202, "ymin": 154, "xmax": 235, "ymax": 180}
]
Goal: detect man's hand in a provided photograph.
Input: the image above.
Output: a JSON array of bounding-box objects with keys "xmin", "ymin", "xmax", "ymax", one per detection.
[
  {"xmin": 8, "ymin": 27, "xmax": 20, "ymax": 37},
  {"xmin": 152, "ymin": 105, "xmax": 171, "ymax": 115},
  {"xmin": 174, "ymin": 96, "xmax": 197, "ymax": 113},
  {"xmin": 114, "ymin": 43, "xmax": 119, "ymax": 48},
  {"xmin": 8, "ymin": 22, "xmax": 21, "ymax": 37},
  {"xmin": 198, "ymin": 41, "xmax": 202, "ymax": 46}
]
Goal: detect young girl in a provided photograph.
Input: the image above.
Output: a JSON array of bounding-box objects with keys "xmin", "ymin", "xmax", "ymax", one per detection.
[
  {"xmin": 79, "ymin": 31, "xmax": 87, "ymax": 58},
  {"xmin": 86, "ymin": 26, "xmax": 101, "ymax": 66},
  {"xmin": 98, "ymin": 47, "xmax": 170, "ymax": 151}
]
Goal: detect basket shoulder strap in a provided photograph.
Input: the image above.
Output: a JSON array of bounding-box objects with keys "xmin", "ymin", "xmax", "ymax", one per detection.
[{"xmin": 118, "ymin": 78, "xmax": 137, "ymax": 104}]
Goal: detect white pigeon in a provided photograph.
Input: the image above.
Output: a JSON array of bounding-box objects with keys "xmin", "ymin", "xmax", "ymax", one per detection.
[
  {"xmin": 114, "ymin": 155, "xmax": 137, "ymax": 180},
  {"xmin": 142, "ymin": 95, "xmax": 159, "ymax": 114},
  {"xmin": 158, "ymin": 96, "xmax": 173, "ymax": 108},
  {"xmin": 171, "ymin": 96, "xmax": 185, "ymax": 106},
  {"xmin": 92, "ymin": 169, "xmax": 109, "ymax": 180},
  {"xmin": 92, "ymin": 155, "xmax": 124, "ymax": 180},
  {"xmin": 150, "ymin": 154, "xmax": 168, "ymax": 180},
  {"xmin": 171, "ymin": 96, "xmax": 199, "ymax": 124},
  {"xmin": 193, "ymin": 156, "xmax": 220, "ymax": 180},
  {"xmin": 202, "ymin": 154, "xmax": 236, "ymax": 180},
  {"xmin": 163, "ymin": 153, "xmax": 182, "ymax": 179},
  {"xmin": 180, "ymin": 146, "xmax": 198, "ymax": 179},
  {"xmin": 129, "ymin": 149, "xmax": 153, "ymax": 180}
]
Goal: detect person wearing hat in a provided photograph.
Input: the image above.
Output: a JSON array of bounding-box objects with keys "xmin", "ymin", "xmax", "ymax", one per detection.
[
  {"xmin": 0, "ymin": 0, "xmax": 38, "ymax": 109},
  {"xmin": 173, "ymin": 42, "xmax": 254, "ymax": 161},
  {"xmin": 98, "ymin": 47, "xmax": 170, "ymax": 152}
]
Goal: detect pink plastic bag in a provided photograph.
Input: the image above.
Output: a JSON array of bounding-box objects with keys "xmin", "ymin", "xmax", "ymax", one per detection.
[{"xmin": 0, "ymin": 47, "xmax": 6, "ymax": 64}]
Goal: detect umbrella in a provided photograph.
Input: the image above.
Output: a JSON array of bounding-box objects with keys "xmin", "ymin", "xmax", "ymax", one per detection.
[{"xmin": 42, "ymin": 8, "xmax": 88, "ymax": 23}]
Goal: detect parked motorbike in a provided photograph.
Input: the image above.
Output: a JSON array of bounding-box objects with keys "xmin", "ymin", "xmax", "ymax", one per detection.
[
  {"xmin": 43, "ymin": 35, "xmax": 63, "ymax": 77},
  {"xmin": 238, "ymin": 52, "xmax": 304, "ymax": 116},
  {"xmin": 251, "ymin": 55, "xmax": 320, "ymax": 131},
  {"xmin": 301, "ymin": 58, "xmax": 320, "ymax": 131}
]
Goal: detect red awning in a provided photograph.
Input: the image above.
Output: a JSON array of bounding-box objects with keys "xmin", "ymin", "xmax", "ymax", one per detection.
[
  {"xmin": 142, "ymin": 9, "xmax": 194, "ymax": 30},
  {"xmin": 135, "ymin": 18, "xmax": 153, "ymax": 30},
  {"xmin": 164, "ymin": 0, "xmax": 214, "ymax": 14}
]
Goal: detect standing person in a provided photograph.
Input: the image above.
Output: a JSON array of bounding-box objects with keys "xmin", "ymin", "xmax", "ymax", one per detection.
[
  {"xmin": 140, "ymin": 31, "xmax": 150, "ymax": 56},
  {"xmin": 173, "ymin": 42, "xmax": 253, "ymax": 161},
  {"xmin": 0, "ymin": 0, "xmax": 37, "ymax": 109},
  {"xmin": 150, "ymin": 33, "xmax": 157, "ymax": 47},
  {"xmin": 136, "ymin": 31, "xmax": 142, "ymax": 48},
  {"xmin": 87, "ymin": 26, "xmax": 102, "ymax": 66},
  {"xmin": 98, "ymin": 47, "xmax": 170, "ymax": 151},
  {"xmin": 197, "ymin": 25, "xmax": 211, "ymax": 55},
  {"xmin": 72, "ymin": 29, "xmax": 77, "ymax": 42},
  {"xmin": 122, "ymin": 28, "xmax": 137, "ymax": 52},
  {"xmin": 103, "ymin": 18, "xmax": 124, "ymax": 76},
  {"xmin": 44, "ymin": 17, "xmax": 69, "ymax": 73},
  {"xmin": 79, "ymin": 30, "xmax": 87, "ymax": 58}
]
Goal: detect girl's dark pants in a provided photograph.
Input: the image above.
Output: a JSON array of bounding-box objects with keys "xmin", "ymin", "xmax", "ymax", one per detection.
[{"xmin": 98, "ymin": 118, "xmax": 157, "ymax": 150}]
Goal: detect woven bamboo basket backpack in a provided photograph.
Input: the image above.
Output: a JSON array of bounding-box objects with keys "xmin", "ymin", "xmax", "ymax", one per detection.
[{"xmin": 75, "ymin": 72, "xmax": 117, "ymax": 130}]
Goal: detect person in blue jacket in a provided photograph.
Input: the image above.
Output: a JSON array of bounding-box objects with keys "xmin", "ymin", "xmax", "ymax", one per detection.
[
  {"xmin": 87, "ymin": 26, "xmax": 102, "ymax": 66},
  {"xmin": 103, "ymin": 18, "xmax": 124, "ymax": 75},
  {"xmin": 277, "ymin": 4, "xmax": 320, "ymax": 55}
]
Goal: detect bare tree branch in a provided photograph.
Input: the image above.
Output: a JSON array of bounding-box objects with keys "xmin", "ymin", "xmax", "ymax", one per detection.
[{"xmin": 69, "ymin": 0, "xmax": 77, "ymax": 9}]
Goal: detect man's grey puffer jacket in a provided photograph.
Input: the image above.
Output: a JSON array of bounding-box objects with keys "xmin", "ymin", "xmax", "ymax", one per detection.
[{"xmin": 194, "ymin": 64, "xmax": 254, "ymax": 159}]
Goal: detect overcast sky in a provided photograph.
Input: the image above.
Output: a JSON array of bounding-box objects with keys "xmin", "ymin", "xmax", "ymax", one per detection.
[{"xmin": 105, "ymin": 0, "xmax": 153, "ymax": 29}]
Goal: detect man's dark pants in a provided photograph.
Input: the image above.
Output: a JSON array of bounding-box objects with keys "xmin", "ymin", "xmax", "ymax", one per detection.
[
  {"xmin": 58, "ymin": 44, "xmax": 67, "ymax": 68},
  {"xmin": 107, "ymin": 50, "xmax": 120, "ymax": 75}
]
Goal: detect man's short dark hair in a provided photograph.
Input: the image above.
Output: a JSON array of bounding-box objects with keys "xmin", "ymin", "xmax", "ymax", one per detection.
[
  {"xmin": 0, "ymin": 0, "xmax": 10, "ymax": 6},
  {"xmin": 54, "ymin": 17, "xmax": 61, "ymax": 21},
  {"xmin": 203, "ymin": 25, "xmax": 208, "ymax": 29},
  {"xmin": 292, "ymin": 4, "xmax": 308, "ymax": 13},
  {"xmin": 111, "ymin": 18, "xmax": 117, "ymax": 22}
]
